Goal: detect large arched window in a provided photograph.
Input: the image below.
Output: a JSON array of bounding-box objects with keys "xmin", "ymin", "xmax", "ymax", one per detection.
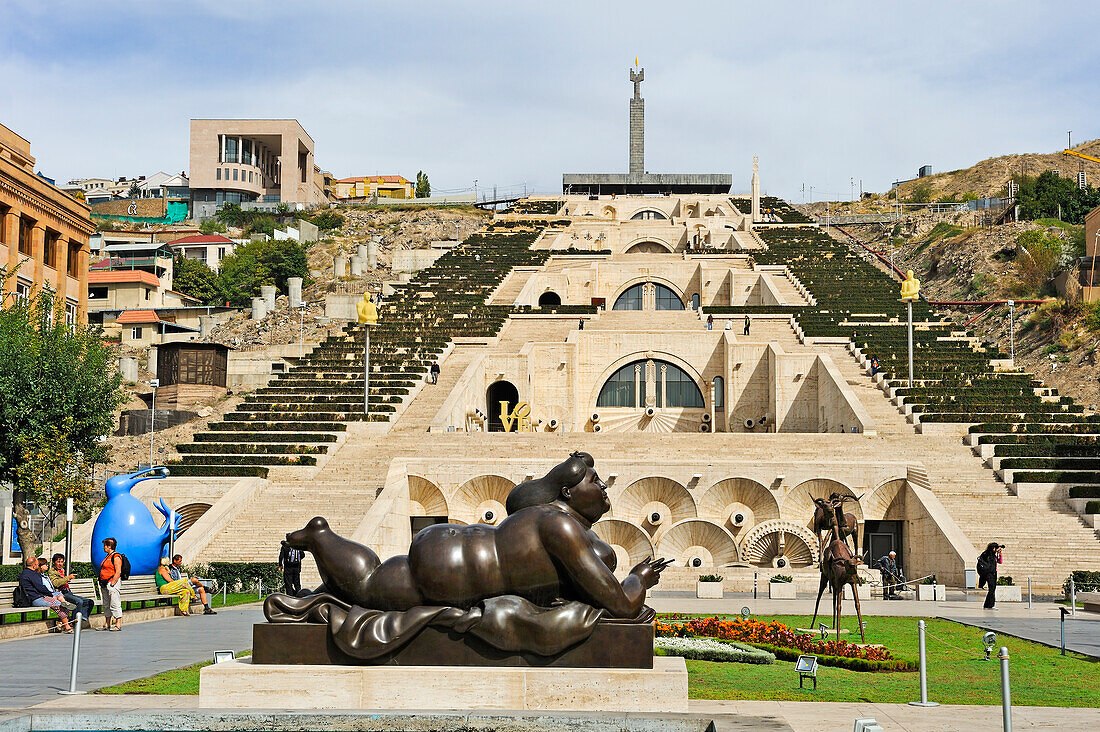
[
  {"xmin": 630, "ymin": 209, "xmax": 668, "ymax": 220},
  {"xmin": 597, "ymin": 359, "xmax": 703, "ymax": 409},
  {"xmin": 612, "ymin": 282, "xmax": 684, "ymax": 311},
  {"xmin": 713, "ymin": 376, "xmax": 725, "ymax": 409}
]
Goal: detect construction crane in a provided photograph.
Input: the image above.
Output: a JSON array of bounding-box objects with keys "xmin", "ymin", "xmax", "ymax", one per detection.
[{"xmin": 1062, "ymin": 148, "xmax": 1100, "ymax": 165}]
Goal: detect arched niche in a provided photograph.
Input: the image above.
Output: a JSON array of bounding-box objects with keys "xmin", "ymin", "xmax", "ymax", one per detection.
[
  {"xmin": 698, "ymin": 478, "xmax": 780, "ymax": 536},
  {"xmin": 657, "ymin": 519, "xmax": 739, "ymax": 568},
  {"xmin": 592, "ymin": 518, "xmax": 655, "ymax": 572},
  {"xmin": 451, "ymin": 474, "xmax": 516, "ymax": 526},
  {"xmin": 610, "ymin": 476, "xmax": 697, "ymax": 537}
]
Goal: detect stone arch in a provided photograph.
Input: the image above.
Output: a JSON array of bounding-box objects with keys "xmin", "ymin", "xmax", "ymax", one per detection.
[
  {"xmin": 592, "ymin": 518, "xmax": 655, "ymax": 571},
  {"xmin": 601, "ymin": 204, "xmax": 617, "ymax": 218},
  {"xmin": 657, "ymin": 519, "xmax": 739, "ymax": 568},
  {"xmin": 486, "ymin": 380, "xmax": 519, "ymax": 432},
  {"xmin": 610, "ymin": 476, "xmax": 697, "ymax": 538},
  {"xmin": 781, "ymin": 478, "xmax": 864, "ymax": 527},
  {"xmin": 623, "ymin": 236, "xmax": 674, "ymax": 254},
  {"xmin": 609, "ymin": 276, "xmax": 684, "ymax": 307},
  {"xmin": 451, "ymin": 474, "xmax": 516, "ymax": 525},
  {"xmin": 537, "ymin": 291, "xmax": 562, "ymax": 307},
  {"xmin": 859, "ymin": 477, "xmax": 907, "ymax": 521},
  {"xmin": 629, "ymin": 209, "xmax": 669, "ymax": 221},
  {"xmin": 698, "ymin": 478, "xmax": 779, "ymax": 538},
  {"xmin": 588, "ymin": 350, "xmax": 705, "ymax": 411},
  {"xmin": 408, "ymin": 474, "xmax": 448, "ymax": 517},
  {"xmin": 173, "ymin": 502, "xmax": 212, "ymax": 536},
  {"xmin": 739, "ymin": 519, "xmax": 819, "ymax": 568}
]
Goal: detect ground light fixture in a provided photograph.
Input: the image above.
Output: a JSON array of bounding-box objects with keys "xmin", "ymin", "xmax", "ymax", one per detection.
[
  {"xmin": 983, "ymin": 631, "xmax": 997, "ymax": 661},
  {"xmin": 213, "ymin": 650, "xmax": 234, "ymax": 664},
  {"xmin": 795, "ymin": 654, "xmax": 818, "ymax": 689}
]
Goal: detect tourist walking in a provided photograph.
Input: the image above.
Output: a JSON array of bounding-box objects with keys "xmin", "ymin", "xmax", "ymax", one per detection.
[
  {"xmin": 870, "ymin": 356, "xmax": 879, "ymax": 377},
  {"xmin": 429, "ymin": 361, "xmax": 440, "ymax": 385},
  {"xmin": 279, "ymin": 540, "xmax": 303, "ymax": 596},
  {"xmin": 875, "ymin": 551, "xmax": 903, "ymax": 599},
  {"xmin": 706, "ymin": 314, "xmax": 713, "ymax": 331},
  {"xmin": 743, "ymin": 315, "xmax": 751, "ymax": 335},
  {"xmin": 47, "ymin": 554, "xmax": 94, "ymax": 622},
  {"xmin": 977, "ymin": 542, "xmax": 1004, "ymax": 610},
  {"xmin": 98, "ymin": 537, "xmax": 124, "ymax": 631}
]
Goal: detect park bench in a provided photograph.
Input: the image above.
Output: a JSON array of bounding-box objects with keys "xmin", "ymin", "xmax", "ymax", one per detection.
[
  {"xmin": 116, "ymin": 575, "xmax": 176, "ymax": 610},
  {"xmin": 0, "ymin": 577, "xmax": 100, "ymax": 626}
]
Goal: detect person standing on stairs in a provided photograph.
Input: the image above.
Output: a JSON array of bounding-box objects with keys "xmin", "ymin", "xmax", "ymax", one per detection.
[
  {"xmin": 977, "ymin": 542, "xmax": 1004, "ymax": 610},
  {"xmin": 706, "ymin": 314, "xmax": 713, "ymax": 331},
  {"xmin": 743, "ymin": 315, "xmax": 751, "ymax": 335},
  {"xmin": 279, "ymin": 540, "xmax": 304, "ymax": 596},
  {"xmin": 429, "ymin": 361, "xmax": 440, "ymax": 385}
]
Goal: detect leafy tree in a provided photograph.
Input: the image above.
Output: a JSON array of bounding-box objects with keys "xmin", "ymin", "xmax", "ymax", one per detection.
[
  {"xmin": 199, "ymin": 218, "xmax": 227, "ymax": 235},
  {"xmin": 310, "ymin": 210, "xmax": 345, "ymax": 231},
  {"xmin": 128, "ymin": 183, "xmax": 141, "ymax": 198},
  {"xmin": 1015, "ymin": 230, "xmax": 1064, "ymax": 292},
  {"xmin": 172, "ymin": 254, "xmax": 220, "ymax": 304},
  {"xmin": 215, "ymin": 239, "xmax": 309, "ymax": 306},
  {"xmin": 415, "ymin": 171, "xmax": 431, "ymax": 199},
  {"xmin": 244, "ymin": 214, "xmax": 277, "ymax": 238},
  {"xmin": 0, "ymin": 272, "xmax": 124, "ymax": 556},
  {"xmin": 1014, "ymin": 171, "xmax": 1100, "ymax": 224},
  {"xmin": 215, "ymin": 203, "xmax": 246, "ymax": 228},
  {"xmin": 908, "ymin": 183, "xmax": 932, "ymax": 204}
]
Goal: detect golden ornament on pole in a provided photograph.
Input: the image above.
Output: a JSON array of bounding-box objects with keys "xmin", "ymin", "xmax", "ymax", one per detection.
[{"xmin": 357, "ymin": 294, "xmax": 378, "ymax": 415}]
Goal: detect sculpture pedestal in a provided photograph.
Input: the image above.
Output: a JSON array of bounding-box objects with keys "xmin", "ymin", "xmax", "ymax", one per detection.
[
  {"xmin": 198, "ymin": 656, "xmax": 688, "ymax": 712},
  {"xmin": 253, "ymin": 620, "xmax": 654, "ymax": 668}
]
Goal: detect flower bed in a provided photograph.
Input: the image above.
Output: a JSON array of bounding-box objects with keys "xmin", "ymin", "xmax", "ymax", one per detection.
[
  {"xmin": 656, "ymin": 616, "xmax": 912, "ymax": 671},
  {"xmin": 654, "ymin": 636, "xmax": 775, "ymax": 664}
]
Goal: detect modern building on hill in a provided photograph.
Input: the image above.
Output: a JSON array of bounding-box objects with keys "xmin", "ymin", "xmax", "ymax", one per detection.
[
  {"xmin": 168, "ymin": 233, "xmax": 236, "ymax": 271},
  {"xmin": 189, "ymin": 119, "xmax": 327, "ymax": 219},
  {"xmin": 0, "ymin": 122, "xmax": 94, "ymax": 324},
  {"xmin": 1082, "ymin": 205, "xmax": 1100, "ymax": 303},
  {"xmin": 333, "ymin": 175, "xmax": 414, "ymax": 200}
]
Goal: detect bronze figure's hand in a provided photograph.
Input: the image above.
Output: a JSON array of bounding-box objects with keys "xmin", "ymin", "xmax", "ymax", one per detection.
[{"xmin": 630, "ymin": 556, "xmax": 672, "ymax": 588}]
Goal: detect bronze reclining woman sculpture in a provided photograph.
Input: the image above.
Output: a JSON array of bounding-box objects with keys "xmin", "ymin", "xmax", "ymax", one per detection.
[{"xmin": 264, "ymin": 452, "xmax": 670, "ymax": 661}]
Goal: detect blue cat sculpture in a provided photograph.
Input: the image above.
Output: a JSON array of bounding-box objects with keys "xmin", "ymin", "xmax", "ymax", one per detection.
[{"xmin": 91, "ymin": 467, "xmax": 180, "ymax": 576}]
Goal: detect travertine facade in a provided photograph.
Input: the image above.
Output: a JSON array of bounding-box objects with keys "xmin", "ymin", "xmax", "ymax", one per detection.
[{"xmin": 0, "ymin": 123, "xmax": 93, "ymax": 323}]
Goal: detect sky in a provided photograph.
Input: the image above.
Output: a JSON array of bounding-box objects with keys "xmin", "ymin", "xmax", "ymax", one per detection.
[{"xmin": 3, "ymin": 1, "xmax": 1099, "ymax": 202}]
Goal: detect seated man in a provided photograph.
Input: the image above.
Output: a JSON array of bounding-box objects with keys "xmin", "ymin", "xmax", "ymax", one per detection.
[
  {"xmin": 45, "ymin": 555, "xmax": 94, "ymax": 622},
  {"xmin": 169, "ymin": 554, "xmax": 216, "ymax": 615},
  {"xmin": 156, "ymin": 557, "xmax": 196, "ymax": 615},
  {"xmin": 18, "ymin": 557, "xmax": 72, "ymax": 632}
]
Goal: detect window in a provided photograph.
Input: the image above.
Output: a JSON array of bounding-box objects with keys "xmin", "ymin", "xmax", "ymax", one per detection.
[
  {"xmin": 233, "ymin": 169, "xmax": 238, "ymax": 181},
  {"xmin": 131, "ymin": 327, "xmax": 143, "ymax": 340},
  {"xmin": 218, "ymin": 247, "xmax": 226, "ymax": 258},
  {"xmin": 67, "ymin": 241, "xmax": 80, "ymax": 277},
  {"xmin": 15, "ymin": 281, "xmax": 30, "ymax": 304},
  {"xmin": 630, "ymin": 209, "xmax": 668, "ymax": 220},
  {"xmin": 89, "ymin": 286, "xmax": 108, "ymax": 300},
  {"xmin": 613, "ymin": 283, "xmax": 645, "ymax": 310},
  {"xmin": 596, "ymin": 359, "xmax": 703, "ymax": 409},
  {"xmin": 655, "ymin": 284, "xmax": 684, "ymax": 310},
  {"xmin": 43, "ymin": 232, "xmax": 58, "ymax": 269},
  {"xmin": 145, "ymin": 288, "xmax": 151, "ymax": 301},
  {"xmin": 242, "ymin": 139, "xmax": 252, "ymax": 165},
  {"xmin": 225, "ymin": 137, "xmax": 238, "ymax": 163},
  {"xmin": 18, "ymin": 217, "xmax": 32, "ymax": 255},
  {"xmin": 713, "ymin": 376, "xmax": 724, "ymax": 409},
  {"xmin": 597, "ymin": 362, "xmax": 644, "ymax": 408},
  {"xmin": 65, "ymin": 302, "xmax": 77, "ymax": 326},
  {"xmin": 217, "ymin": 168, "xmax": 221, "ymax": 180}
]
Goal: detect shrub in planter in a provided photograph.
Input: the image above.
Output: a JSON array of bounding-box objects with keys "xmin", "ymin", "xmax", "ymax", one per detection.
[
  {"xmin": 697, "ymin": 574, "xmax": 724, "ymax": 598},
  {"xmin": 997, "ymin": 576, "xmax": 1014, "ymax": 586},
  {"xmin": 1064, "ymin": 570, "xmax": 1100, "ymax": 594},
  {"xmin": 1086, "ymin": 500, "xmax": 1100, "ymax": 514},
  {"xmin": 698, "ymin": 574, "xmax": 724, "ymax": 583},
  {"xmin": 770, "ymin": 574, "xmax": 793, "ymax": 583}
]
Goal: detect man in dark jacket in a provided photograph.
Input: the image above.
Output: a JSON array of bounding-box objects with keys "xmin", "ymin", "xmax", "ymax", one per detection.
[
  {"xmin": 278, "ymin": 540, "xmax": 303, "ymax": 596},
  {"xmin": 18, "ymin": 557, "xmax": 73, "ymax": 632},
  {"xmin": 977, "ymin": 542, "xmax": 1003, "ymax": 610}
]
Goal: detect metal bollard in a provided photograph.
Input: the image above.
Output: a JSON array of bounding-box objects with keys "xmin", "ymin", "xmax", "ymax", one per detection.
[
  {"xmin": 1059, "ymin": 607, "xmax": 1067, "ymax": 655},
  {"xmin": 908, "ymin": 619, "xmax": 939, "ymax": 706},
  {"xmin": 223, "ymin": 583, "xmax": 227, "ymax": 606},
  {"xmin": 58, "ymin": 612, "xmax": 87, "ymax": 695},
  {"xmin": 932, "ymin": 574, "xmax": 938, "ymax": 602},
  {"xmin": 753, "ymin": 572, "xmax": 757, "ymax": 600},
  {"xmin": 1027, "ymin": 577, "xmax": 1031, "ymax": 610},
  {"xmin": 1069, "ymin": 576, "xmax": 1076, "ymax": 616},
  {"xmin": 257, "ymin": 580, "xmax": 263, "ymax": 600},
  {"xmin": 998, "ymin": 647, "xmax": 1012, "ymax": 732}
]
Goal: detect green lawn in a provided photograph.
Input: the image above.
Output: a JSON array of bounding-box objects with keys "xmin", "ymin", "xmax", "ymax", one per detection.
[
  {"xmin": 681, "ymin": 614, "xmax": 1099, "ymax": 707},
  {"xmin": 90, "ymin": 613, "xmax": 1099, "ymax": 707}
]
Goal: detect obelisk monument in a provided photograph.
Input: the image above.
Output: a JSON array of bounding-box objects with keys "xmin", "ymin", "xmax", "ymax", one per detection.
[{"xmin": 629, "ymin": 65, "xmax": 644, "ymax": 175}]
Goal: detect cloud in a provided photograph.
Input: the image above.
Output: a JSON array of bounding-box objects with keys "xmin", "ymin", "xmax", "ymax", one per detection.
[{"xmin": 3, "ymin": 1, "xmax": 1099, "ymax": 199}]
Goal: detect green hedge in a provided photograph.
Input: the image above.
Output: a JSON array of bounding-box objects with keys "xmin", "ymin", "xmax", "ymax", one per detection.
[
  {"xmin": 1065, "ymin": 570, "xmax": 1100, "ymax": 594},
  {"xmin": 1085, "ymin": 500, "xmax": 1100, "ymax": 514},
  {"xmin": 188, "ymin": 562, "xmax": 281, "ymax": 593},
  {"xmin": 0, "ymin": 561, "xmax": 97, "ymax": 583},
  {"xmin": 1069, "ymin": 486, "xmax": 1100, "ymax": 498},
  {"xmin": 750, "ymin": 642, "xmax": 915, "ymax": 672}
]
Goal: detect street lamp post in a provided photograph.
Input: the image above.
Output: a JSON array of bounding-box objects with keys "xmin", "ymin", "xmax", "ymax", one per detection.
[
  {"xmin": 1008, "ymin": 300, "xmax": 1015, "ymax": 363},
  {"xmin": 149, "ymin": 379, "xmax": 160, "ymax": 468},
  {"xmin": 900, "ymin": 271, "xmax": 921, "ymax": 388},
  {"xmin": 64, "ymin": 498, "xmax": 73, "ymax": 574},
  {"xmin": 298, "ymin": 301, "xmax": 308, "ymax": 358},
  {"xmin": 356, "ymin": 294, "xmax": 378, "ymax": 416}
]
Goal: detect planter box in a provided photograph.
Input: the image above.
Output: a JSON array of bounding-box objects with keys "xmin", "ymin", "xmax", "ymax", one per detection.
[
  {"xmin": 769, "ymin": 582, "xmax": 796, "ymax": 600},
  {"xmin": 696, "ymin": 581, "xmax": 724, "ymax": 599},
  {"xmin": 995, "ymin": 585, "xmax": 1022, "ymax": 602},
  {"xmin": 917, "ymin": 584, "xmax": 946, "ymax": 601},
  {"xmin": 842, "ymin": 583, "xmax": 870, "ymax": 601}
]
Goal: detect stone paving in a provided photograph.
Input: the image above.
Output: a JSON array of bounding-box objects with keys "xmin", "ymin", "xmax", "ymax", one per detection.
[
  {"xmin": 942, "ymin": 611, "xmax": 1100, "ymax": 659},
  {"xmin": 0, "ymin": 604, "xmax": 263, "ymax": 708}
]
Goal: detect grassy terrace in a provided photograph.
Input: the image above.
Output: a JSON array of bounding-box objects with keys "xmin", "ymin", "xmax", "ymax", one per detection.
[
  {"xmin": 757, "ymin": 226, "xmax": 1099, "ymax": 499},
  {"xmin": 167, "ymin": 222, "xmax": 550, "ymax": 478},
  {"xmin": 91, "ymin": 613, "xmax": 1097, "ymax": 707}
]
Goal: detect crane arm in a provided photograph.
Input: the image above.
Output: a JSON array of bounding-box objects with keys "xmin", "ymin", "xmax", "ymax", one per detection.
[{"xmin": 1062, "ymin": 149, "xmax": 1100, "ymax": 165}]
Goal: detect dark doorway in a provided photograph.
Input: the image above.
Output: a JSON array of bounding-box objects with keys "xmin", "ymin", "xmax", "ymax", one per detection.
[
  {"xmin": 411, "ymin": 515, "xmax": 448, "ymax": 538},
  {"xmin": 864, "ymin": 519, "xmax": 903, "ymax": 566},
  {"xmin": 486, "ymin": 380, "xmax": 520, "ymax": 432},
  {"xmin": 538, "ymin": 291, "xmax": 562, "ymax": 307}
]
